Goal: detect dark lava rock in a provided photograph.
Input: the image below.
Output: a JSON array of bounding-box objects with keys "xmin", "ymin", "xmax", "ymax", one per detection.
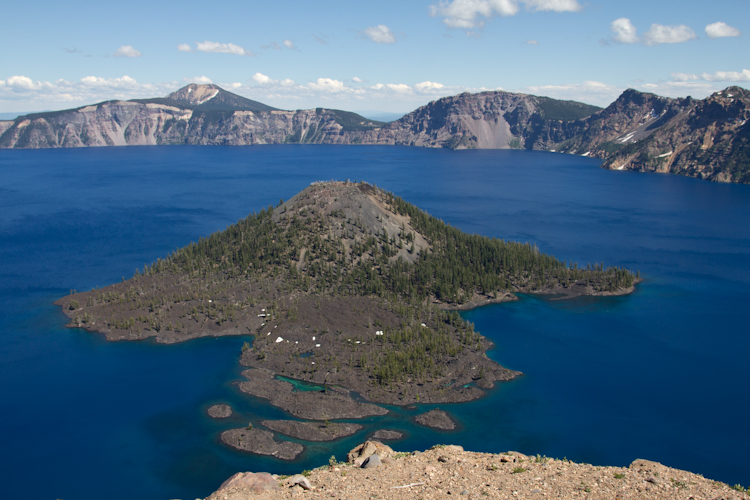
[
  {"xmin": 414, "ymin": 409, "xmax": 456, "ymax": 430},
  {"xmin": 372, "ymin": 429, "xmax": 403, "ymax": 440},
  {"xmin": 262, "ymin": 420, "xmax": 362, "ymax": 441},
  {"xmin": 207, "ymin": 404, "xmax": 233, "ymax": 418},
  {"xmin": 221, "ymin": 427, "xmax": 303, "ymax": 460},
  {"xmin": 239, "ymin": 369, "xmax": 388, "ymax": 420}
]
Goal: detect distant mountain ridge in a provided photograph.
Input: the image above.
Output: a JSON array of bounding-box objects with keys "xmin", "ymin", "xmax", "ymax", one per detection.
[{"xmin": 1, "ymin": 84, "xmax": 748, "ymax": 183}]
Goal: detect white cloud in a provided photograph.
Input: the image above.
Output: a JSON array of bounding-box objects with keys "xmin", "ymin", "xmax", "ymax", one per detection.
[
  {"xmin": 525, "ymin": 39, "xmax": 539, "ymax": 45},
  {"xmin": 253, "ymin": 73, "xmax": 272, "ymax": 85},
  {"xmin": 0, "ymin": 74, "xmax": 184, "ymax": 111},
  {"xmin": 672, "ymin": 69, "xmax": 750, "ymax": 82},
  {"xmin": 281, "ymin": 79, "xmax": 295, "ymax": 86},
  {"xmin": 610, "ymin": 18, "xmax": 639, "ymax": 44},
  {"xmin": 643, "ymin": 24, "xmax": 696, "ymax": 46},
  {"xmin": 183, "ymin": 76, "xmax": 213, "ymax": 85},
  {"xmin": 81, "ymin": 75, "xmax": 139, "ymax": 87},
  {"xmin": 352, "ymin": 77, "xmax": 363, "ymax": 83},
  {"xmin": 283, "ymin": 40, "xmax": 295, "ymax": 49},
  {"xmin": 429, "ymin": 0, "xmax": 581, "ymax": 30},
  {"xmin": 113, "ymin": 45, "xmax": 142, "ymax": 58},
  {"xmin": 309, "ymin": 78, "xmax": 347, "ymax": 93},
  {"xmin": 523, "ymin": 0, "xmax": 581, "ymax": 12},
  {"xmin": 670, "ymin": 73, "xmax": 700, "ymax": 82},
  {"xmin": 177, "ymin": 44, "xmax": 193, "ymax": 52},
  {"xmin": 195, "ymin": 41, "xmax": 253, "ymax": 56},
  {"xmin": 386, "ymin": 83, "xmax": 412, "ymax": 94},
  {"xmin": 702, "ymin": 69, "xmax": 750, "ymax": 81},
  {"xmin": 415, "ymin": 81, "xmax": 445, "ymax": 91},
  {"xmin": 705, "ymin": 22, "xmax": 741, "ymax": 39},
  {"xmin": 363, "ymin": 25, "xmax": 396, "ymax": 44},
  {"xmin": 4, "ymin": 75, "xmax": 51, "ymax": 91}
]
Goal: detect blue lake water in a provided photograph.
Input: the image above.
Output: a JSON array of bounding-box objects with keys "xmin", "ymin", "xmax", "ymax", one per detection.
[{"xmin": 1, "ymin": 145, "xmax": 748, "ymax": 499}]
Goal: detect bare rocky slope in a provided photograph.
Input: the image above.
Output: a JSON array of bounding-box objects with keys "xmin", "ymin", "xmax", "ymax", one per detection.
[
  {"xmin": 205, "ymin": 441, "xmax": 750, "ymax": 500},
  {"xmin": 2, "ymin": 83, "xmax": 748, "ymax": 183}
]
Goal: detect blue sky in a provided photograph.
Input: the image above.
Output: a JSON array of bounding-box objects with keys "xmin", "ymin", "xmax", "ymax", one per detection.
[{"xmin": 1, "ymin": 0, "xmax": 748, "ymax": 114}]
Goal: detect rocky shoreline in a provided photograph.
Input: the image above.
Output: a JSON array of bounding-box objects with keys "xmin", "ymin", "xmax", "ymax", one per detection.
[
  {"xmin": 206, "ymin": 441, "xmax": 750, "ymax": 500},
  {"xmin": 238, "ymin": 369, "xmax": 388, "ymax": 420}
]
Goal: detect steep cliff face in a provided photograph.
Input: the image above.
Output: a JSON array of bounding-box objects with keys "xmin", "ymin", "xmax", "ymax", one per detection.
[
  {"xmin": 0, "ymin": 85, "xmax": 597, "ymax": 150},
  {"xmin": 0, "ymin": 87, "xmax": 385, "ymax": 148},
  {"xmin": 359, "ymin": 91, "xmax": 600, "ymax": 150},
  {"xmin": 552, "ymin": 86, "xmax": 750, "ymax": 183},
  {"xmin": 2, "ymin": 84, "xmax": 749, "ymax": 184}
]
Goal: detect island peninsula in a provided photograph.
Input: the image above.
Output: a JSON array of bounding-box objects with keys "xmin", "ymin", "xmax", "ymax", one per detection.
[{"xmin": 56, "ymin": 181, "xmax": 638, "ymax": 455}]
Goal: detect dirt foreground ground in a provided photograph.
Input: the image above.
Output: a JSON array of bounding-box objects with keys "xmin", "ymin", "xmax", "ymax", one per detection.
[{"xmin": 206, "ymin": 442, "xmax": 749, "ymax": 500}]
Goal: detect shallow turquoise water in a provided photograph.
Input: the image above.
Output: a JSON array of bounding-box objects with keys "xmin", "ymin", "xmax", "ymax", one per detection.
[{"xmin": 0, "ymin": 145, "xmax": 748, "ymax": 499}]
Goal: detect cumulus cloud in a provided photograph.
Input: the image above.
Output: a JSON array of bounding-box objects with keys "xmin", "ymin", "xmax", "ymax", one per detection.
[
  {"xmin": 525, "ymin": 39, "xmax": 539, "ymax": 45},
  {"xmin": 4, "ymin": 75, "xmax": 50, "ymax": 91},
  {"xmin": 113, "ymin": 45, "xmax": 142, "ymax": 58},
  {"xmin": 670, "ymin": 73, "xmax": 700, "ymax": 82},
  {"xmin": 610, "ymin": 18, "xmax": 639, "ymax": 44},
  {"xmin": 177, "ymin": 43, "xmax": 193, "ymax": 52},
  {"xmin": 81, "ymin": 75, "xmax": 139, "ymax": 87},
  {"xmin": 643, "ymin": 24, "xmax": 696, "ymax": 46},
  {"xmin": 0, "ymin": 74, "xmax": 185, "ymax": 111},
  {"xmin": 352, "ymin": 77, "xmax": 364, "ymax": 83},
  {"xmin": 195, "ymin": 41, "xmax": 253, "ymax": 56},
  {"xmin": 414, "ymin": 81, "xmax": 445, "ymax": 91},
  {"xmin": 283, "ymin": 39, "xmax": 295, "ymax": 49},
  {"xmin": 309, "ymin": 78, "xmax": 346, "ymax": 93},
  {"xmin": 524, "ymin": 0, "xmax": 581, "ymax": 12},
  {"xmin": 429, "ymin": 0, "xmax": 581, "ymax": 30},
  {"xmin": 705, "ymin": 22, "xmax": 741, "ymax": 39},
  {"xmin": 222, "ymin": 74, "xmax": 469, "ymax": 111},
  {"xmin": 671, "ymin": 69, "xmax": 750, "ymax": 82},
  {"xmin": 386, "ymin": 83, "xmax": 412, "ymax": 94},
  {"xmin": 253, "ymin": 73, "xmax": 272, "ymax": 85},
  {"xmin": 363, "ymin": 25, "xmax": 396, "ymax": 44}
]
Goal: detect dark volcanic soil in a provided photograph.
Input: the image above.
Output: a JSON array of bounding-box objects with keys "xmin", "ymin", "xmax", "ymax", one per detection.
[{"xmin": 240, "ymin": 295, "xmax": 519, "ymax": 407}]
